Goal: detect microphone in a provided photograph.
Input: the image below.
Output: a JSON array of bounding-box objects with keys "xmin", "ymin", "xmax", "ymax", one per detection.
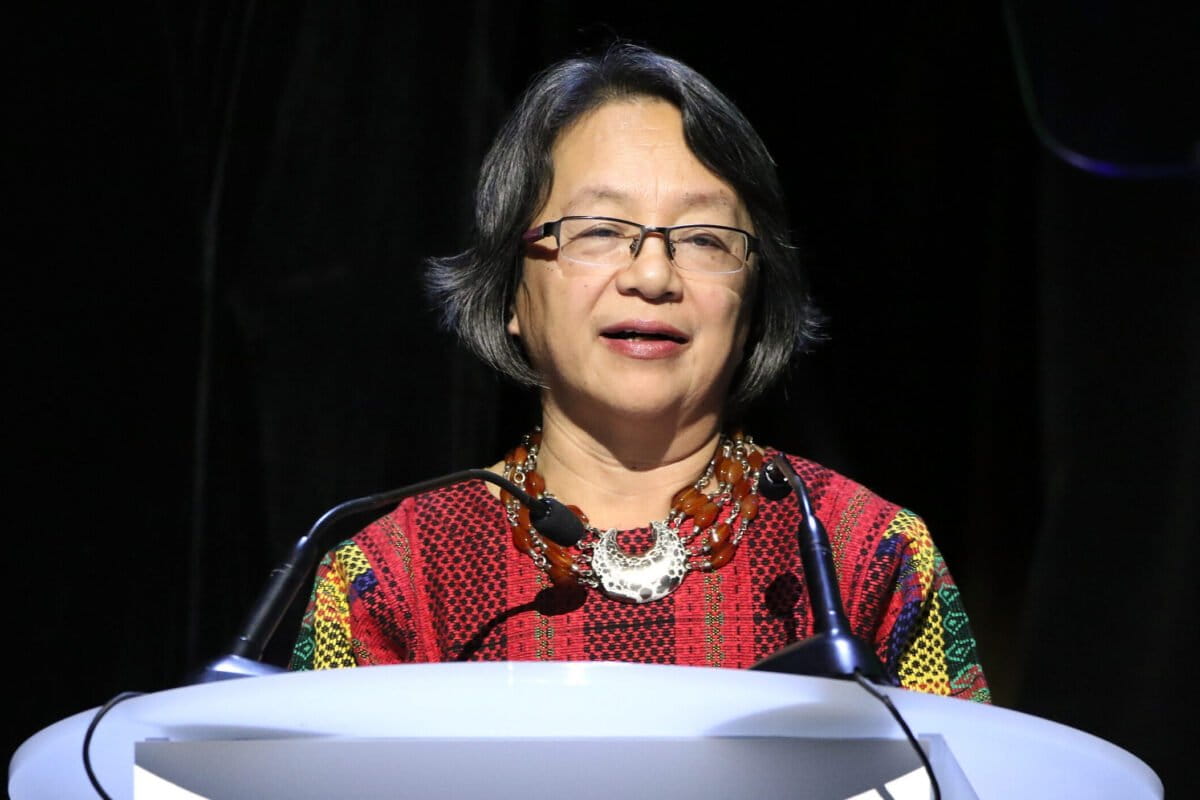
[
  {"xmin": 191, "ymin": 468, "xmax": 585, "ymax": 683},
  {"xmin": 750, "ymin": 455, "xmax": 886, "ymax": 682}
]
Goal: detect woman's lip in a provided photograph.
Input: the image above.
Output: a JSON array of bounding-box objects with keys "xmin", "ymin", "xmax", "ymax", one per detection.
[
  {"xmin": 598, "ymin": 320, "xmax": 689, "ymax": 341},
  {"xmin": 598, "ymin": 320, "xmax": 689, "ymax": 358},
  {"xmin": 600, "ymin": 336, "xmax": 685, "ymax": 359}
]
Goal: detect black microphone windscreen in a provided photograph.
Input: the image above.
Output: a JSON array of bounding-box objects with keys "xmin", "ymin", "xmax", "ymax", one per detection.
[
  {"xmin": 530, "ymin": 499, "xmax": 587, "ymax": 547},
  {"xmin": 758, "ymin": 461, "xmax": 793, "ymax": 501}
]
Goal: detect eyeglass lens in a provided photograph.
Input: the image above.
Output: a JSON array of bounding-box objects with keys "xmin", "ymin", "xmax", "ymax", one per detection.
[{"xmin": 558, "ymin": 218, "xmax": 748, "ymax": 273}]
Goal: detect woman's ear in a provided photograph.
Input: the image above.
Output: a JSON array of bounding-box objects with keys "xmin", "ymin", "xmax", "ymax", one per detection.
[{"xmin": 506, "ymin": 308, "xmax": 521, "ymax": 336}]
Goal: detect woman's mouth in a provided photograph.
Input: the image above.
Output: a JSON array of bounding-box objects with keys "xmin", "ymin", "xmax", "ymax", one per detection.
[
  {"xmin": 601, "ymin": 330, "xmax": 688, "ymax": 343},
  {"xmin": 599, "ymin": 322, "xmax": 689, "ymax": 358}
]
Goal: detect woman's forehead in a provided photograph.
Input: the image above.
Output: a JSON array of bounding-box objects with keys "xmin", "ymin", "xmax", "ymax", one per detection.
[
  {"xmin": 558, "ymin": 184, "xmax": 740, "ymax": 217},
  {"xmin": 543, "ymin": 99, "xmax": 749, "ymax": 226}
]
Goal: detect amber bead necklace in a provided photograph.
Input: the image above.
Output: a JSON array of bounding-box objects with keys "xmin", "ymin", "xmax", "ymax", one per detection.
[{"xmin": 501, "ymin": 428, "xmax": 764, "ymax": 604}]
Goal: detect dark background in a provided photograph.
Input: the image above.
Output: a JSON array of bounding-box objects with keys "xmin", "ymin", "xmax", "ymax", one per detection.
[{"xmin": 12, "ymin": 1, "xmax": 1198, "ymax": 795}]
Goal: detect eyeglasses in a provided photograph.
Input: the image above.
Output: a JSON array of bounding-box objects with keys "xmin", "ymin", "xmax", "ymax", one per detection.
[{"xmin": 522, "ymin": 216, "xmax": 759, "ymax": 275}]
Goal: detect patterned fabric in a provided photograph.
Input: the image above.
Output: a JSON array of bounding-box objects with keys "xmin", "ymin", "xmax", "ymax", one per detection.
[{"xmin": 290, "ymin": 452, "xmax": 990, "ymax": 702}]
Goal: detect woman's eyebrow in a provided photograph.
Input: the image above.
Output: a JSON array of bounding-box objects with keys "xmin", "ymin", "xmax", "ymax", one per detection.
[
  {"xmin": 563, "ymin": 185, "xmax": 632, "ymax": 211},
  {"xmin": 676, "ymin": 190, "xmax": 736, "ymax": 211},
  {"xmin": 564, "ymin": 186, "xmax": 738, "ymax": 215}
]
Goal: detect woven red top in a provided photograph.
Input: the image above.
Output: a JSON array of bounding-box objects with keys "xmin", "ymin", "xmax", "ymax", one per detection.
[{"xmin": 291, "ymin": 453, "xmax": 989, "ymax": 702}]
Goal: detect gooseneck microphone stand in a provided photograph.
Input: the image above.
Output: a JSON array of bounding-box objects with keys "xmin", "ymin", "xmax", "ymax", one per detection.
[
  {"xmin": 191, "ymin": 469, "xmax": 585, "ymax": 683},
  {"xmin": 752, "ymin": 456, "xmax": 941, "ymax": 797},
  {"xmin": 750, "ymin": 455, "xmax": 886, "ymax": 682}
]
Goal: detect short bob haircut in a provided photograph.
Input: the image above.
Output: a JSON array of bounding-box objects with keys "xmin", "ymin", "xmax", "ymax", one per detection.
[{"xmin": 426, "ymin": 43, "xmax": 820, "ymax": 407}]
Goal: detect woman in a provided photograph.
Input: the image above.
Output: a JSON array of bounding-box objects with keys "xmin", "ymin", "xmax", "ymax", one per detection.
[{"xmin": 290, "ymin": 44, "xmax": 988, "ymax": 702}]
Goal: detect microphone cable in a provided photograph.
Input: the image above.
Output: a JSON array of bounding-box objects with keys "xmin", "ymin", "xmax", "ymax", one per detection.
[
  {"xmin": 851, "ymin": 670, "xmax": 942, "ymax": 800},
  {"xmin": 82, "ymin": 690, "xmax": 144, "ymax": 800}
]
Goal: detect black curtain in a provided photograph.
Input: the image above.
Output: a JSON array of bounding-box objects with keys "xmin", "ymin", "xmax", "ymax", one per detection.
[{"xmin": 13, "ymin": 1, "xmax": 1197, "ymax": 794}]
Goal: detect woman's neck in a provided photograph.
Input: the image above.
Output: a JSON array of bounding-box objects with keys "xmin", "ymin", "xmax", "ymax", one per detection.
[{"xmin": 533, "ymin": 401, "xmax": 724, "ymax": 530}]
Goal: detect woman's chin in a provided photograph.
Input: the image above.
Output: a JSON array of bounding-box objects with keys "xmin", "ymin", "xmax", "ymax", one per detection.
[{"xmin": 554, "ymin": 384, "xmax": 721, "ymax": 427}]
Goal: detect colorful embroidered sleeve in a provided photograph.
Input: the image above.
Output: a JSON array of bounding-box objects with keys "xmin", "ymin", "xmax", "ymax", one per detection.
[
  {"xmin": 291, "ymin": 509, "xmax": 426, "ymax": 669},
  {"xmin": 877, "ymin": 510, "xmax": 990, "ymax": 702},
  {"xmin": 290, "ymin": 542, "xmax": 360, "ymax": 670}
]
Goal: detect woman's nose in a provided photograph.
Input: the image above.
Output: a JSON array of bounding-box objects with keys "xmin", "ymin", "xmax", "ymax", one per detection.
[{"xmin": 615, "ymin": 233, "xmax": 683, "ymax": 301}]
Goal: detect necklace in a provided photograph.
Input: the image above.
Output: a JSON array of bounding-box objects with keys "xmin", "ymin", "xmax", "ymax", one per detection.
[{"xmin": 501, "ymin": 428, "xmax": 764, "ymax": 604}]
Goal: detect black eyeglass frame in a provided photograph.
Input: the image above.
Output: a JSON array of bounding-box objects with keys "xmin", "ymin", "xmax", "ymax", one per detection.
[{"xmin": 521, "ymin": 215, "xmax": 760, "ymax": 274}]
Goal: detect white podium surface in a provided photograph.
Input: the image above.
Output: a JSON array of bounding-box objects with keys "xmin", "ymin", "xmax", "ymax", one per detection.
[{"xmin": 9, "ymin": 662, "xmax": 1163, "ymax": 800}]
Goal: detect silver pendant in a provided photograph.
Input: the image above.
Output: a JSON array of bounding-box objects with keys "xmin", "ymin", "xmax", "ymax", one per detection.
[{"xmin": 590, "ymin": 520, "xmax": 689, "ymax": 604}]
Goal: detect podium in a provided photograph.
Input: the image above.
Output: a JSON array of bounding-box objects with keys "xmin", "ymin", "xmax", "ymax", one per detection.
[{"xmin": 8, "ymin": 662, "xmax": 1162, "ymax": 799}]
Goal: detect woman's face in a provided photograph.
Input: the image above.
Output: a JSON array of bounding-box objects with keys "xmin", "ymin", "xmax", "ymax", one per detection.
[{"xmin": 508, "ymin": 98, "xmax": 755, "ymax": 425}]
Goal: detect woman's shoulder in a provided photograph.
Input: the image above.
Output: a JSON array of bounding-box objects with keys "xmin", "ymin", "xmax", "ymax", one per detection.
[
  {"xmin": 762, "ymin": 448, "xmax": 924, "ymax": 545},
  {"xmin": 766, "ymin": 448, "xmax": 903, "ymax": 509},
  {"xmin": 344, "ymin": 478, "xmax": 501, "ymax": 548}
]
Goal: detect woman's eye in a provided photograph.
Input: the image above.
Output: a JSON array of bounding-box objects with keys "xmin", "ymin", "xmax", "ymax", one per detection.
[
  {"xmin": 577, "ymin": 226, "xmax": 625, "ymax": 238},
  {"xmin": 679, "ymin": 231, "xmax": 730, "ymax": 251}
]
